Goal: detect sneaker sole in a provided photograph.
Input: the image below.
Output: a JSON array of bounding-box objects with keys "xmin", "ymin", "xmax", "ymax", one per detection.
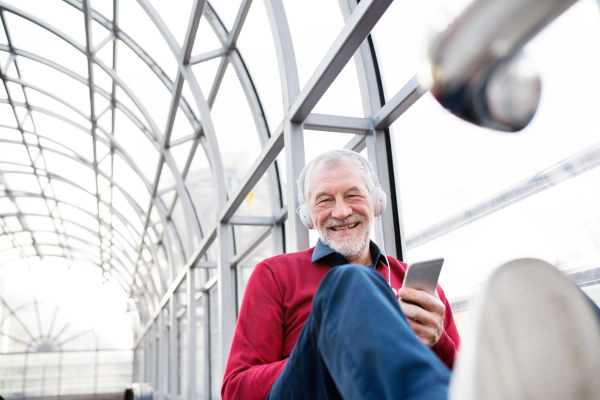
[{"xmin": 449, "ymin": 258, "xmax": 600, "ymax": 400}]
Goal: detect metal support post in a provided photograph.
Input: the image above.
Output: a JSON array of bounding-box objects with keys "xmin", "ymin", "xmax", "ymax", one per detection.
[
  {"xmin": 284, "ymin": 120, "xmax": 309, "ymax": 252},
  {"xmin": 217, "ymin": 222, "xmax": 235, "ymax": 377},
  {"xmin": 158, "ymin": 309, "xmax": 166, "ymax": 400},
  {"xmin": 169, "ymin": 295, "xmax": 178, "ymax": 400},
  {"xmin": 187, "ymin": 268, "xmax": 197, "ymax": 400}
]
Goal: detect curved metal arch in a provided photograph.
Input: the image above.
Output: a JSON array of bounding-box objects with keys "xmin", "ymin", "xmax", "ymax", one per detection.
[
  {"xmin": 0, "ymin": 209, "xmax": 138, "ymax": 274},
  {"xmin": 0, "ymin": 62, "xmax": 189, "ymax": 289},
  {"xmin": 0, "ymin": 1, "xmax": 162, "ymax": 139},
  {"xmin": 0, "ymin": 250, "xmax": 136, "ymax": 308},
  {"xmin": 3, "ymin": 167, "xmax": 142, "ymax": 258},
  {"xmin": 0, "ymin": 3, "xmax": 211, "ymax": 287},
  {"xmin": 0, "ymin": 2, "xmax": 196, "ymax": 269},
  {"xmin": 0, "ymin": 146, "xmax": 148, "ymax": 234},
  {"xmin": 0, "ymin": 188, "xmax": 147, "ymax": 265},
  {"xmin": 62, "ymin": 0, "xmax": 202, "ymax": 131},
  {"xmin": 0, "ymin": 133, "xmax": 180, "ymax": 279},
  {"xmin": 0, "ymin": 44, "xmax": 160, "ymax": 142},
  {"xmin": 0, "ymin": 227, "xmax": 151, "ymax": 295}
]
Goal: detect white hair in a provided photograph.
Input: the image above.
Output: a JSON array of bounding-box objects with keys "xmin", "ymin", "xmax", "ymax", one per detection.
[{"xmin": 303, "ymin": 149, "xmax": 376, "ymax": 207}]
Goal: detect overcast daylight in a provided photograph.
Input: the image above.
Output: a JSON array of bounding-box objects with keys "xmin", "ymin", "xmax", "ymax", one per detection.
[{"xmin": 1, "ymin": 0, "xmax": 600, "ymax": 399}]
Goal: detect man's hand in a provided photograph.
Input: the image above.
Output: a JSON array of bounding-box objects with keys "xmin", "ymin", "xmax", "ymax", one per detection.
[{"xmin": 392, "ymin": 287, "xmax": 445, "ymax": 347}]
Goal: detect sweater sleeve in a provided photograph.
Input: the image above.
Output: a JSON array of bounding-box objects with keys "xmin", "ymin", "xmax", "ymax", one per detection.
[
  {"xmin": 222, "ymin": 262, "xmax": 287, "ymax": 400},
  {"xmin": 431, "ymin": 285, "xmax": 461, "ymax": 368}
]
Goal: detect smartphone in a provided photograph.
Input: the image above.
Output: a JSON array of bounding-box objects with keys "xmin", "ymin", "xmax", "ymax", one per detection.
[{"xmin": 402, "ymin": 258, "xmax": 444, "ymax": 296}]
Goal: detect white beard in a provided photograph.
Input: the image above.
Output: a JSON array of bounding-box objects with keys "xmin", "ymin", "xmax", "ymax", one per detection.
[{"xmin": 318, "ymin": 214, "xmax": 371, "ymax": 262}]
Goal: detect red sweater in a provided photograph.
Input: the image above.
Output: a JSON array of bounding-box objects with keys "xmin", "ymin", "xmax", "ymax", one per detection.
[{"xmin": 222, "ymin": 247, "xmax": 460, "ymax": 400}]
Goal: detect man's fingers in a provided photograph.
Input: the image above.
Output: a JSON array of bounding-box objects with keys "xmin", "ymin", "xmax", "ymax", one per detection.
[
  {"xmin": 399, "ymin": 287, "xmax": 445, "ymax": 315},
  {"xmin": 406, "ymin": 319, "xmax": 438, "ymax": 347},
  {"xmin": 400, "ymin": 302, "xmax": 437, "ymax": 327}
]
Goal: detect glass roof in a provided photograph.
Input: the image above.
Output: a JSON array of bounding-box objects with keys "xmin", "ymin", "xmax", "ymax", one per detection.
[{"xmin": 1, "ymin": 4, "xmax": 600, "ymax": 396}]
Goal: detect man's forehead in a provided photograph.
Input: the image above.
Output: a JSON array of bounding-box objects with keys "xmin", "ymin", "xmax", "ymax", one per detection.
[
  {"xmin": 310, "ymin": 159, "xmax": 367, "ymax": 192},
  {"xmin": 312, "ymin": 157, "xmax": 359, "ymax": 177}
]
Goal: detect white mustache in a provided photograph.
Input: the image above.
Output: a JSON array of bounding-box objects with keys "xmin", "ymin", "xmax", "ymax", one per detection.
[{"xmin": 323, "ymin": 214, "xmax": 365, "ymax": 229}]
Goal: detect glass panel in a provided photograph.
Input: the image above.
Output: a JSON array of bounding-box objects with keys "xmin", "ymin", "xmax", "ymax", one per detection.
[
  {"xmin": 14, "ymin": 197, "xmax": 48, "ymax": 215},
  {"xmin": 33, "ymin": 232, "xmax": 60, "ymax": 245},
  {"xmin": 393, "ymin": 0, "xmax": 600, "ymax": 236},
  {"xmin": 112, "ymin": 154, "xmax": 151, "ymax": 212},
  {"xmin": 426, "ymin": 165, "xmax": 600, "ymax": 302},
  {"xmin": 312, "ymin": 60, "xmax": 364, "ymax": 117},
  {"xmin": 170, "ymin": 141, "xmax": 194, "ymax": 174},
  {"xmin": 3, "ymin": 173, "xmax": 40, "ymax": 194},
  {"xmin": 157, "ymin": 165, "xmax": 176, "ymax": 193},
  {"xmin": 5, "ymin": 13, "xmax": 88, "ymax": 79},
  {"xmin": 57, "ymin": 203, "xmax": 98, "ymax": 232},
  {"xmin": 0, "ymin": 126, "xmax": 22, "ymax": 141},
  {"xmin": 236, "ymin": 0, "xmax": 283, "ymax": 134},
  {"xmin": 62, "ymin": 221, "xmax": 100, "ymax": 246},
  {"xmin": 0, "ymin": 142, "xmax": 32, "ymax": 166},
  {"xmin": 303, "ymin": 130, "xmax": 355, "ymax": 163},
  {"xmin": 172, "ymin": 197, "xmax": 192, "ymax": 257},
  {"xmin": 148, "ymin": 0, "xmax": 193, "ymax": 47},
  {"xmin": 118, "ymin": 0, "xmax": 178, "ymax": 80},
  {"xmin": 4, "ymin": 0, "xmax": 86, "ymax": 46},
  {"xmin": 0, "ymin": 18, "xmax": 7, "ymax": 45},
  {"xmin": 211, "ymin": 64, "xmax": 261, "ymax": 193},
  {"xmin": 43, "ymin": 151, "xmax": 96, "ymax": 193},
  {"xmin": 0, "ymin": 102, "xmax": 18, "ymax": 128},
  {"xmin": 190, "ymin": 57, "xmax": 222, "ymax": 101},
  {"xmin": 27, "ymin": 93, "xmax": 91, "ymax": 138},
  {"xmin": 186, "ymin": 145, "xmax": 218, "ymax": 231},
  {"xmin": 0, "ymin": 198, "xmax": 18, "ymax": 215},
  {"xmin": 191, "ymin": 16, "xmax": 223, "ymax": 56},
  {"xmin": 6, "ymin": 81, "xmax": 26, "ymax": 103},
  {"xmin": 114, "ymin": 109, "xmax": 160, "ymax": 183},
  {"xmin": 116, "ymin": 41, "xmax": 172, "ymax": 133},
  {"xmin": 171, "ymin": 105, "xmax": 195, "ymax": 142},
  {"xmin": 166, "ymin": 221, "xmax": 185, "ymax": 272},
  {"xmin": 210, "ymin": 0, "xmax": 243, "ymax": 31},
  {"xmin": 282, "ymin": 0, "xmax": 344, "ymax": 88},
  {"xmin": 51, "ymin": 180, "xmax": 97, "ymax": 214},
  {"xmin": 17, "ymin": 57, "xmax": 91, "ymax": 119},
  {"xmin": 91, "ymin": 0, "xmax": 114, "ymax": 20},
  {"xmin": 93, "ymin": 62, "xmax": 115, "ymax": 94},
  {"xmin": 231, "ymin": 172, "xmax": 274, "ymax": 217},
  {"xmin": 236, "ymin": 232, "xmax": 275, "ymax": 310},
  {"xmin": 371, "ymin": 0, "xmax": 443, "ymax": 97}
]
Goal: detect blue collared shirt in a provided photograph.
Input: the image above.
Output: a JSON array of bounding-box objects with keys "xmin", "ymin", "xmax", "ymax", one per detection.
[{"xmin": 311, "ymin": 239, "xmax": 389, "ymax": 270}]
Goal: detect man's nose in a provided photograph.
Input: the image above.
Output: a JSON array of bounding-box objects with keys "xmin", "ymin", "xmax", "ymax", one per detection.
[{"xmin": 331, "ymin": 199, "xmax": 352, "ymax": 220}]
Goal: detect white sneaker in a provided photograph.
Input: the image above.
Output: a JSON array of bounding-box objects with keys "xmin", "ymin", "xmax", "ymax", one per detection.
[{"xmin": 449, "ymin": 258, "xmax": 600, "ymax": 400}]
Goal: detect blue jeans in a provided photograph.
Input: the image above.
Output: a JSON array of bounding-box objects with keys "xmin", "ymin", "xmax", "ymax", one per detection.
[{"xmin": 266, "ymin": 264, "xmax": 451, "ymax": 400}]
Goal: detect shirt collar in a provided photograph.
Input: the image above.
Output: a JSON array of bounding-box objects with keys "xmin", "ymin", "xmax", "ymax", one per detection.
[{"xmin": 311, "ymin": 239, "xmax": 389, "ymax": 268}]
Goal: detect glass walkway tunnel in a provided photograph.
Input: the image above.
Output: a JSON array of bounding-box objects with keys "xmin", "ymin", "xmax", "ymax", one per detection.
[{"xmin": 1, "ymin": 0, "xmax": 600, "ymax": 398}]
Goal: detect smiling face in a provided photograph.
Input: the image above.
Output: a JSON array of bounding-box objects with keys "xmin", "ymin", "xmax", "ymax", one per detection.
[{"xmin": 309, "ymin": 159, "xmax": 373, "ymax": 263}]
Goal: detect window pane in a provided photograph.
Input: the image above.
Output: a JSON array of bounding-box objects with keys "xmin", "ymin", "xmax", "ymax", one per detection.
[
  {"xmin": 393, "ymin": 0, "xmax": 600, "ymax": 236},
  {"xmin": 211, "ymin": 64, "xmax": 261, "ymax": 193}
]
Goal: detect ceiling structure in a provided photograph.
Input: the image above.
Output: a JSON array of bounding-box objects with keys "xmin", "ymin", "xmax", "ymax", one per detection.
[{"xmin": 2, "ymin": 0, "xmax": 600, "ymax": 399}]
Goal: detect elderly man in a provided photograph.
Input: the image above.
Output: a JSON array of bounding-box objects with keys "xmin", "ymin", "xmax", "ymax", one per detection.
[
  {"xmin": 222, "ymin": 149, "xmax": 460, "ymax": 399},
  {"xmin": 222, "ymin": 149, "xmax": 600, "ymax": 400}
]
